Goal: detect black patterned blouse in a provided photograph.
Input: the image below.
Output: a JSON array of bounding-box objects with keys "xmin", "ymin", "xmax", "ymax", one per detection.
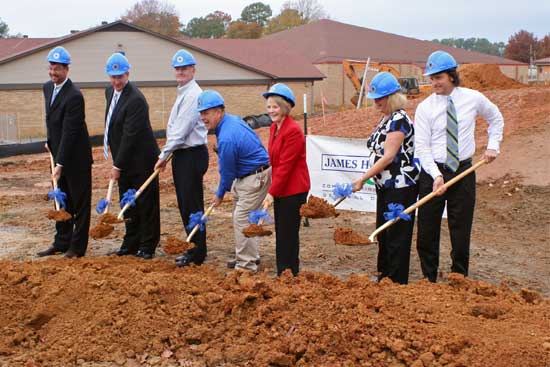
[{"xmin": 366, "ymin": 109, "xmax": 419, "ymax": 190}]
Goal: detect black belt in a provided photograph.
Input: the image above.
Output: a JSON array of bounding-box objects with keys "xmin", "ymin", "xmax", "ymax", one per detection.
[
  {"xmin": 174, "ymin": 144, "xmax": 207, "ymax": 153},
  {"xmin": 239, "ymin": 164, "xmax": 270, "ymax": 179},
  {"xmin": 436, "ymin": 158, "xmax": 472, "ymax": 172}
]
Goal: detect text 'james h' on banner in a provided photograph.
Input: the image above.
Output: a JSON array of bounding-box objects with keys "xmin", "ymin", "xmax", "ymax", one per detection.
[{"xmin": 306, "ymin": 135, "xmax": 376, "ymax": 213}]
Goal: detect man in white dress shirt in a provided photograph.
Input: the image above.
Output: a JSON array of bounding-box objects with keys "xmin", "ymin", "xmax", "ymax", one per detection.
[
  {"xmin": 154, "ymin": 50, "xmax": 209, "ymax": 267},
  {"xmin": 414, "ymin": 50, "xmax": 504, "ymax": 282}
]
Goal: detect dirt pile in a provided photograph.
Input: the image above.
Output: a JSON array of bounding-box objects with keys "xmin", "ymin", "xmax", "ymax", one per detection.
[
  {"xmin": 334, "ymin": 227, "xmax": 373, "ymax": 246},
  {"xmin": 458, "ymin": 64, "xmax": 526, "ymax": 92},
  {"xmin": 0, "ymin": 258, "xmax": 548, "ymax": 366}
]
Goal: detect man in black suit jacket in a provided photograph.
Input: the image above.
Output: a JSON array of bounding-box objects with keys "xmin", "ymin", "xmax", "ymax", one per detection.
[
  {"xmin": 37, "ymin": 46, "xmax": 93, "ymax": 258},
  {"xmin": 103, "ymin": 53, "xmax": 160, "ymax": 259}
]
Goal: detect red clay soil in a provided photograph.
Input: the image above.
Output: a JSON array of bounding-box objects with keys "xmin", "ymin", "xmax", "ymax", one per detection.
[
  {"xmin": 242, "ymin": 223, "xmax": 273, "ymax": 238},
  {"xmin": 0, "ymin": 258, "xmax": 548, "ymax": 367},
  {"xmin": 458, "ymin": 64, "xmax": 527, "ymax": 92},
  {"xmin": 334, "ymin": 227, "xmax": 373, "ymax": 246},
  {"xmin": 163, "ymin": 236, "xmax": 194, "ymax": 255},
  {"xmin": 300, "ymin": 196, "xmax": 339, "ymax": 219}
]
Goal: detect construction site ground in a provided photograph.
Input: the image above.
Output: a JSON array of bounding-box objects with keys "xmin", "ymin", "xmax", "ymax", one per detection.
[{"xmin": 0, "ymin": 80, "xmax": 549, "ymax": 365}]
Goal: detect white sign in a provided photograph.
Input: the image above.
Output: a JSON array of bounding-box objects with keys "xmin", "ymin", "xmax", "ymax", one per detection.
[{"xmin": 306, "ymin": 135, "xmax": 376, "ymax": 212}]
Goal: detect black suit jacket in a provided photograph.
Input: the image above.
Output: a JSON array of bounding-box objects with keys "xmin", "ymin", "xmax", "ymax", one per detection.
[
  {"xmin": 105, "ymin": 82, "xmax": 159, "ymax": 175},
  {"xmin": 43, "ymin": 79, "xmax": 93, "ymax": 172}
]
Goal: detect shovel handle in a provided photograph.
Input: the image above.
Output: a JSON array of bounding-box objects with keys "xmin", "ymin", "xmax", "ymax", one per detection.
[
  {"xmin": 257, "ymin": 200, "xmax": 271, "ymax": 226},
  {"xmin": 333, "ymin": 196, "xmax": 347, "ymax": 208},
  {"xmin": 49, "ymin": 153, "xmax": 60, "ymax": 211},
  {"xmin": 103, "ymin": 179, "xmax": 115, "ymax": 214},
  {"xmin": 368, "ymin": 160, "xmax": 487, "ymax": 242},
  {"xmin": 186, "ymin": 203, "xmax": 215, "ymax": 242},
  {"xmin": 117, "ymin": 153, "xmax": 172, "ymax": 220}
]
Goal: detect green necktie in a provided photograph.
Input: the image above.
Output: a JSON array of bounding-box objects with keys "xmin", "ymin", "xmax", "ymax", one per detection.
[{"xmin": 446, "ymin": 96, "xmax": 459, "ymax": 172}]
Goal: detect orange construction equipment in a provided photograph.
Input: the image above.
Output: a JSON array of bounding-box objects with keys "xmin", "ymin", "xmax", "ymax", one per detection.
[{"xmin": 343, "ymin": 59, "xmax": 424, "ymax": 106}]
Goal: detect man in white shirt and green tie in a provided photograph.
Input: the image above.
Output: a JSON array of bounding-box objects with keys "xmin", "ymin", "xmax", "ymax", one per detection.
[{"xmin": 414, "ymin": 50, "xmax": 504, "ymax": 282}]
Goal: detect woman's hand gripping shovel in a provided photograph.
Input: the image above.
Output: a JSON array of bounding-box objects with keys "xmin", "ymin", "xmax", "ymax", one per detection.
[{"xmin": 367, "ymin": 160, "xmax": 487, "ymax": 245}]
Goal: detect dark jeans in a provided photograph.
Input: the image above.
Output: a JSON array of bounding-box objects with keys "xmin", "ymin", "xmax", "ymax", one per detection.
[
  {"xmin": 118, "ymin": 170, "xmax": 160, "ymax": 254},
  {"xmin": 417, "ymin": 161, "xmax": 476, "ymax": 282},
  {"xmin": 54, "ymin": 168, "xmax": 92, "ymax": 256},
  {"xmin": 172, "ymin": 145, "xmax": 209, "ymax": 264},
  {"xmin": 274, "ymin": 192, "xmax": 308, "ymax": 276},
  {"xmin": 375, "ymin": 185, "xmax": 418, "ymax": 284}
]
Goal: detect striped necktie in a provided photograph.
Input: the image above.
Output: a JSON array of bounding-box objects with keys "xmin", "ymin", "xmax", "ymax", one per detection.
[
  {"xmin": 446, "ymin": 96, "xmax": 459, "ymax": 173},
  {"xmin": 50, "ymin": 86, "xmax": 60, "ymax": 106},
  {"xmin": 103, "ymin": 93, "xmax": 119, "ymax": 160}
]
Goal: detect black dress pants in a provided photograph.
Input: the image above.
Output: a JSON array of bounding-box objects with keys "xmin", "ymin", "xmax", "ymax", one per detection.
[
  {"xmin": 54, "ymin": 167, "xmax": 92, "ymax": 256},
  {"xmin": 375, "ymin": 185, "xmax": 418, "ymax": 284},
  {"xmin": 273, "ymin": 192, "xmax": 308, "ymax": 276},
  {"xmin": 118, "ymin": 169, "xmax": 160, "ymax": 255},
  {"xmin": 172, "ymin": 145, "xmax": 209, "ymax": 264},
  {"xmin": 417, "ymin": 161, "xmax": 476, "ymax": 282}
]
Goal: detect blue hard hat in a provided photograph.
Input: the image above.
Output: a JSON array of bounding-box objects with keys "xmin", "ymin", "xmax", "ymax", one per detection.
[
  {"xmin": 262, "ymin": 83, "xmax": 295, "ymax": 107},
  {"xmin": 172, "ymin": 49, "xmax": 196, "ymax": 68},
  {"xmin": 106, "ymin": 53, "xmax": 131, "ymax": 76},
  {"xmin": 424, "ymin": 50, "xmax": 458, "ymax": 76},
  {"xmin": 366, "ymin": 72, "xmax": 401, "ymax": 99},
  {"xmin": 197, "ymin": 90, "xmax": 225, "ymax": 112},
  {"xmin": 47, "ymin": 46, "xmax": 71, "ymax": 65}
]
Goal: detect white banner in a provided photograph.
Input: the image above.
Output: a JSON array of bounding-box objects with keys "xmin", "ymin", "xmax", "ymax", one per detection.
[{"xmin": 306, "ymin": 135, "xmax": 376, "ymax": 212}]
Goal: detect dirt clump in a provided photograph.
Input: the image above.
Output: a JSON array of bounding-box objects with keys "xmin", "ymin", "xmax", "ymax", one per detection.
[
  {"xmin": 334, "ymin": 227, "xmax": 373, "ymax": 246},
  {"xmin": 300, "ymin": 195, "xmax": 338, "ymax": 218},
  {"xmin": 45, "ymin": 209, "xmax": 71, "ymax": 222},
  {"xmin": 98, "ymin": 212, "xmax": 122, "ymax": 224},
  {"xmin": 458, "ymin": 64, "xmax": 527, "ymax": 91},
  {"xmin": 89, "ymin": 222, "xmax": 114, "ymax": 239},
  {"xmin": 163, "ymin": 236, "xmax": 194, "ymax": 255},
  {"xmin": 242, "ymin": 223, "xmax": 273, "ymax": 237}
]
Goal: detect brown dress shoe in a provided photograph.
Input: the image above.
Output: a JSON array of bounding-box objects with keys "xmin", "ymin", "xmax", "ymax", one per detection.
[
  {"xmin": 37, "ymin": 246, "xmax": 62, "ymax": 257},
  {"xmin": 64, "ymin": 250, "xmax": 81, "ymax": 258}
]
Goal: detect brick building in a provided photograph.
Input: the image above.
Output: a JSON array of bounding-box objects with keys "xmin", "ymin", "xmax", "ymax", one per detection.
[{"xmin": 0, "ymin": 21, "xmax": 323, "ymax": 143}]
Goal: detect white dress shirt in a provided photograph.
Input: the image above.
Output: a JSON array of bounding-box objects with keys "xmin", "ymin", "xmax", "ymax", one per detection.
[
  {"xmin": 159, "ymin": 80, "xmax": 207, "ymax": 160},
  {"xmin": 51, "ymin": 78, "xmax": 68, "ymax": 105},
  {"xmin": 414, "ymin": 87, "xmax": 504, "ymax": 179}
]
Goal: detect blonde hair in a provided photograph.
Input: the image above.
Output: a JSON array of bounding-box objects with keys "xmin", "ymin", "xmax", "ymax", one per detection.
[
  {"xmin": 386, "ymin": 92, "xmax": 408, "ymax": 113},
  {"xmin": 266, "ymin": 95, "xmax": 292, "ymax": 117}
]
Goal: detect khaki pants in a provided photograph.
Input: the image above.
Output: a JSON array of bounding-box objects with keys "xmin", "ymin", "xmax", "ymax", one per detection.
[{"xmin": 231, "ymin": 167, "xmax": 271, "ymax": 272}]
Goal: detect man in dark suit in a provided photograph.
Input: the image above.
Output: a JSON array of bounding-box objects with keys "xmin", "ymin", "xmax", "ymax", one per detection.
[
  {"xmin": 103, "ymin": 52, "xmax": 160, "ymax": 259},
  {"xmin": 37, "ymin": 46, "xmax": 93, "ymax": 258}
]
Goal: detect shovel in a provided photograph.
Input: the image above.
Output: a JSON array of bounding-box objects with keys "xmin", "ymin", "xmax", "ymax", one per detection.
[
  {"xmin": 242, "ymin": 202, "xmax": 273, "ymax": 237},
  {"xmin": 367, "ymin": 160, "xmax": 487, "ymax": 244},
  {"xmin": 116, "ymin": 153, "xmax": 172, "ymax": 221},
  {"xmin": 46, "ymin": 152, "xmax": 72, "ymax": 222},
  {"xmin": 90, "ymin": 179, "xmax": 116, "ymax": 239},
  {"xmin": 167, "ymin": 203, "xmax": 215, "ymax": 254}
]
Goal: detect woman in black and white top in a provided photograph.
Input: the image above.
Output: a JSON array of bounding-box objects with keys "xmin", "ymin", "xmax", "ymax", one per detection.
[{"xmin": 352, "ymin": 72, "xmax": 419, "ymax": 284}]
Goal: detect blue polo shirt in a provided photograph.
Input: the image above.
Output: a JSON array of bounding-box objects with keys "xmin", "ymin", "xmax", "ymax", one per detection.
[{"xmin": 215, "ymin": 113, "xmax": 269, "ymax": 198}]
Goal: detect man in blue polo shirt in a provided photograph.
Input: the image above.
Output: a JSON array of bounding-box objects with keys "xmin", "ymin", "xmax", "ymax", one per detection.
[{"xmin": 176, "ymin": 90, "xmax": 271, "ymax": 271}]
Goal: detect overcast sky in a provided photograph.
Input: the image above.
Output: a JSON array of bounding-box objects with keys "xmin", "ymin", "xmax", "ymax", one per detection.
[{"xmin": 2, "ymin": 0, "xmax": 548, "ymax": 42}]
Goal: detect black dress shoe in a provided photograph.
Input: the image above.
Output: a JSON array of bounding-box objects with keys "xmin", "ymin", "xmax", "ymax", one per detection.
[
  {"xmin": 37, "ymin": 246, "xmax": 62, "ymax": 257},
  {"xmin": 175, "ymin": 253, "xmax": 194, "ymax": 267},
  {"xmin": 135, "ymin": 250, "xmax": 154, "ymax": 260},
  {"xmin": 64, "ymin": 250, "xmax": 81, "ymax": 258},
  {"xmin": 113, "ymin": 248, "xmax": 136, "ymax": 256}
]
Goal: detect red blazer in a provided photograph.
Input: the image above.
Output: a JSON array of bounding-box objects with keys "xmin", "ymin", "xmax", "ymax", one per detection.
[{"xmin": 268, "ymin": 116, "xmax": 311, "ymax": 198}]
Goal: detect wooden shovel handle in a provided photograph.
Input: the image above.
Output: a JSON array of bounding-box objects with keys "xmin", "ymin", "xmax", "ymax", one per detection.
[
  {"xmin": 186, "ymin": 203, "xmax": 215, "ymax": 242},
  {"xmin": 117, "ymin": 153, "xmax": 172, "ymax": 220},
  {"xmin": 103, "ymin": 179, "xmax": 115, "ymax": 214},
  {"xmin": 368, "ymin": 160, "xmax": 486, "ymax": 242},
  {"xmin": 334, "ymin": 196, "xmax": 347, "ymax": 207},
  {"xmin": 49, "ymin": 153, "xmax": 60, "ymax": 211}
]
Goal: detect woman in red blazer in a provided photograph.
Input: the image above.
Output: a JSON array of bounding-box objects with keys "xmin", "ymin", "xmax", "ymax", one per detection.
[{"xmin": 262, "ymin": 83, "xmax": 310, "ymax": 276}]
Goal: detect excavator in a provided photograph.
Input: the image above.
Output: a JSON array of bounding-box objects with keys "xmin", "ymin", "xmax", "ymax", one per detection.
[{"xmin": 343, "ymin": 59, "xmax": 426, "ymax": 106}]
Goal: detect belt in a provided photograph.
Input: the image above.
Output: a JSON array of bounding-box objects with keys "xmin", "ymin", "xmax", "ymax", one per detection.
[
  {"xmin": 174, "ymin": 144, "xmax": 207, "ymax": 153},
  {"xmin": 436, "ymin": 158, "xmax": 472, "ymax": 172},
  {"xmin": 238, "ymin": 164, "xmax": 270, "ymax": 179}
]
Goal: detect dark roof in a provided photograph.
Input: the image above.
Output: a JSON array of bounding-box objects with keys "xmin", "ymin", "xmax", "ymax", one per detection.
[
  {"xmin": 264, "ymin": 19, "xmax": 526, "ymax": 66},
  {"xmin": 0, "ymin": 38, "xmax": 56, "ymax": 60},
  {"xmin": 535, "ymin": 57, "xmax": 550, "ymax": 65},
  {"xmin": 0, "ymin": 21, "xmax": 323, "ymax": 80},
  {"xmin": 183, "ymin": 39, "xmax": 324, "ymax": 80}
]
